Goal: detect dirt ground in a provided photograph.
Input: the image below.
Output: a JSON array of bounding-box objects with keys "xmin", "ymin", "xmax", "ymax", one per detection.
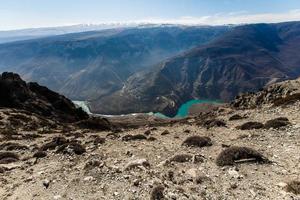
[{"xmin": 0, "ymin": 102, "xmax": 300, "ymax": 200}]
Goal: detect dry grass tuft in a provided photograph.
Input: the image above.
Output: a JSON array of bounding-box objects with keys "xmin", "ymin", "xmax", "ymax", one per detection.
[
  {"xmin": 229, "ymin": 114, "xmax": 247, "ymax": 121},
  {"xmin": 169, "ymin": 154, "xmax": 193, "ymax": 163},
  {"xmin": 40, "ymin": 136, "xmax": 68, "ymax": 151},
  {"xmin": 0, "ymin": 142, "xmax": 28, "ymax": 151},
  {"xmin": 150, "ymin": 185, "xmax": 165, "ymax": 200},
  {"xmin": 0, "ymin": 152, "xmax": 19, "ymax": 164},
  {"xmin": 237, "ymin": 122, "xmax": 264, "ymax": 130},
  {"xmin": 122, "ymin": 134, "xmax": 147, "ymax": 141},
  {"xmin": 264, "ymin": 117, "xmax": 290, "ymax": 129},
  {"xmin": 56, "ymin": 142, "xmax": 86, "ymax": 155},
  {"xmin": 285, "ymin": 180, "xmax": 300, "ymax": 195},
  {"xmin": 203, "ymin": 119, "xmax": 226, "ymax": 129},
  {"xmin": 182, "ymin": 136, "xmax": 212, "ymax": 148},
  {"xmin": 273, "ymin": 93, "xmax": 300, "ymax": 107},
  {"xmin": 216, "ymin": 146, "xmax": 268, "ymax": 166},
  {"xmin": 33, "ymin": 151, "xmax": 47, "ymax": 158},
  {"xmin": 161, "ymin": 130, "xmax": 170, "ymax": 135}
]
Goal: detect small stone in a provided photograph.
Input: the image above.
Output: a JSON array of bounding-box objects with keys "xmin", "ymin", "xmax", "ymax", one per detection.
[
  {"xmin": 83, "ymin": 176, "xmax": 95, "ymax": 182},
  {"xmin": 53, "ymin": 195, "xmax": 62, "ymax": 199},
  {"xmin": 133, "ymin": 179, "xmax": 140, "ymax": 186},
  {"xmin": 161, "ymin": 130, "xmax": 170, "ymax": 135},
  {"xmin": 124, "ymin": 158, "xmax": 150, "ymax": 171},
  {"xmin": 277, "ymin": 182, "xmax": 287, "ymax": 188},
  {"xmin": 228, "ymin": 168, "xmax": 243, "ymax": 179},
  {"xmin": 43, "ymin": 179, "xmax": 50, "ymax": 189}
]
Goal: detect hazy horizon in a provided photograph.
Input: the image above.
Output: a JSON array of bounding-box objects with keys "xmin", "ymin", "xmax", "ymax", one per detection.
[{"xmin": 1, "ymin": 0, "xmax": 300, "ymax": 31}]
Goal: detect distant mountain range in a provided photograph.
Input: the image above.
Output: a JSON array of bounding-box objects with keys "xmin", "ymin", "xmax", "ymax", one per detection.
[
  {"xmin": 1, "ymin": 22, "xmax": 300, "ymax": 116},
  {"xmin": 0, "ymin": 25, "xmax": 228, "ymax": 105},
  {"xmin": 92, "ymin": 21, "xmax": 300, "ymax": 116},
  {"xmin": 0, "ymin": 24, "xmax": 137, "ymax": 44}
]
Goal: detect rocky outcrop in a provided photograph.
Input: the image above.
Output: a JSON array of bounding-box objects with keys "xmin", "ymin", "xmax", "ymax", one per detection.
[
  {"xmin": 231, "ymin": 77, "xmax": 300, "ymax": 109},
  {"xmin": 0, "ymin": 72, "xmax": 88, "ymax": 122}
]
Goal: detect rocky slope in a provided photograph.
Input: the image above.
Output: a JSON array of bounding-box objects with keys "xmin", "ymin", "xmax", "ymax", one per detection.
[
  {"xmin": 0, "ymin": 72, "xmax": 88, "ymax": 123},
  {"xmin": 94, "ymin": 21, "xmax": 300, "ymax": 116},
  {"xmin": 0, "ymin": 77, "xmax": 300, "ymax": 199},
  {"xmin": 231, "ymin": 77, "xmax": 300, "ymax": 109}
]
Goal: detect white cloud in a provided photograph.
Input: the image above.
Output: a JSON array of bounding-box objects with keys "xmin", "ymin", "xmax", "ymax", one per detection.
[
  {"xmin": 134, "ymin": 9, "xmax": 300, "ymax": 25},
  {"xmin": 1, "ymin": 9, "xmax": 300, "ymax": 30}
]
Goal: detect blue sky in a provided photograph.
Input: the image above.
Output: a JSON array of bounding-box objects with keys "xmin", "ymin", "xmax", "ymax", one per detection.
[{"xmin": 1, "ymin": 0, "xmax": 300, "ymax": 30}]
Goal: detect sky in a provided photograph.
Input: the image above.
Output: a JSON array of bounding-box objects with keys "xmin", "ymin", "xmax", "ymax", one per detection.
[{"xmin": 1, "ymin": 0, "xmax": 300, "ymax": 30}]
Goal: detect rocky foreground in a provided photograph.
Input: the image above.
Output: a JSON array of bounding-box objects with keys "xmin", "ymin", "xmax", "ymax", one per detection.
[{"xmin": 0, "ymin": 73, "xmax": 300, "ymax": 200}]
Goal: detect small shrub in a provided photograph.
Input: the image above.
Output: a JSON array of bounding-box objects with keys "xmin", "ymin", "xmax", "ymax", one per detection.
[
  {"xmin": 122, "ymin": 134, "xmax": 147, "ymax": 141},
  {"xmin": 182, "ymin": 136, "xmax": 212, "ymax": 148},
  {"xmin": 84, "ymin": 159, "xmax": 102, "ymax": 171},
  {"xmin": 93, "ymin": 136, "xmax": 106, "ymax": 145},
  {"xmin": 33, "ymin": 151, "xmax": 47, "ymax": 158},
  {"xmin": 264, "ymin": 118, "xmax": 290, "ymax": 129},
  {"xmin": 216, "ymin": 146, "xmax": 268, "ymax": 166},
  {"xmin": 150, "ymin": 185, "xmax": 165, "ymax": 200},
  {"xmin": 40, "ymin": 136, "xmax": 68, "ymax": 151},
  {"xmin": 21, "ymin": 133, "xmax": 41, "ymax": 140},
  {"xmin": 161, "ymin": 130, "xmax": 170, "ymax": 135},
  {"xmin": 144, "ymin": 130, "xmax": 151, "ymax": 136},
  {"xmin": 76, "ymin": 117, "xmax": 111, "ymax": 130},
  {"xmin": 0, "ymin": 127, "xmax": 20, "ymax": 140},
  {"xmin": 273, "ymin": 93, "xmax": 300, "ymax": 107},
  {"xmin": 56, "ymin": 142, "xmax": 86, "ymax": 155},
  {"xmin": 285, "ymin": 180, "xmax": 300, "ymax": 195},
  {"xmin": 106, "ymin": 132, "xmax": 120, "ymax": 139},
  {"xmin": 203, "ymin": 119, "xmax": 226, "ymax": 129},
  {"xmin": 148, "ymin": 137, "xmax": 157, "ymax": 141},
  {"xmin": 229, "ymin": 114, "xmax": 246, "ymax": 121},
  {"xmin": 169, "ymin": 154, "xmax": 193, "ymax": 163},
  {"xmin": 0, "ymin": 152, "xmax": 19, "ymax": 164},
  {"xmin": 0, "ymin": 166, "xmax": 7, "ymax": 173},
  {"xmin": 237, "ymin": 122, "xmax": 264, "ymax": 130},
  {"xmin": 0, "ymin": 142, "xmax": 28, "ymax": 151},
  {"xmin": 124, "ymin": 159, "xmax": 150, "ymax": 170}
]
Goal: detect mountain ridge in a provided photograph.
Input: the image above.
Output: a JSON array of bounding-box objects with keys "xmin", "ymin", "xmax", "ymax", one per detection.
[{"xmin": 92, "ymin": 21, "xmax": 300, "ymax": 116}]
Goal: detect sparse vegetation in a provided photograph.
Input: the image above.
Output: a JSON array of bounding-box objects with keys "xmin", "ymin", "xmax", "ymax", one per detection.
[
  {"xmin": 93, "ymin": 136, "xmax": 106, "ymax": 145},
  {"xmin": 182, "ymin": 136, "xmax": 212, "ymax": 148},
  {"xmin": 161, "ymin": 130, "xmax": 170, "ymax": 135},
  {"xmin": 216, "ymin": 146, "xmax": 268, "ymax": 166},
  {"xmin": 285, "ymin": 180, "xmax": 300, "ymax": 195},
  {"xmin": 273, "ymin": 93, "xmax": 300, "ymax": 106},
  {"xmin": 56, "ymin": 142, "xmax": 86, "ymax": 155},
  {"xmin": 264, "ymin": 117, "xmax": 290, "ymax": 129},
  {"xmin": 237, "ymin": 122, "xmax": 264, "ymax": 130},
  {"xmin": 0, "ymin": 152, "xmax": 19, "ymax": 164},
  {"xmin": 33, "ymin": 151, "xmax": 47, "ymax": 158},
  {"xmin": 122, "ymin": 134, "xmax": 147, "ymax": 141},
  {"xmin": 40, "ymin": 136, "xmax": 68, "ymax": 151},
  {"xmin": 0, "ymin": 166, "xmax": 7, "ymax": 173},
  {"xmin": 144, "ymin": 130, "xmax": 151, "ymax": 136},
  {"xmin": 229, "ymin": 114, "xmax": 246, "ymax": 121},
  {"xmin": 0, "ymin": 142, "xmax": 28, "ymax": 151},
  {"xmin": 84, "ymin": 158, "xmax": 102, "ymax": 171},
  {"xmin": 203, "ymin": 119, "xmax": 226, "ymax": 129},
  {"xmin": 76, "ymin": 117, "xmax": 111, "ymax": 130},
  {"xmin": 150, "ymin": 185, "xmax": 165, "ymax": 200},
  {"xmin": 169, "ymin": 154, "xmax": 193, "ymax": 163}
]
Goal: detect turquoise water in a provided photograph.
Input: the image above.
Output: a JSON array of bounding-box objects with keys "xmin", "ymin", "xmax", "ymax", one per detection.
[
  {"xmin": 153, "ymin": 99, "xmax": 221, "ymax": 118},
  {"xmin": 175, "ymin": 99, "xmax": 220, "ymax": 118},
  {"xmin": 73, "ymin": 99, "xmax": 221, "ymax": 119}
]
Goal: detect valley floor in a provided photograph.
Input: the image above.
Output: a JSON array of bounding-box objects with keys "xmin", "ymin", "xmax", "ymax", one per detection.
[{"xmin": 0, "ymin": 102, "xmax": 300, "ymax": 200}]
